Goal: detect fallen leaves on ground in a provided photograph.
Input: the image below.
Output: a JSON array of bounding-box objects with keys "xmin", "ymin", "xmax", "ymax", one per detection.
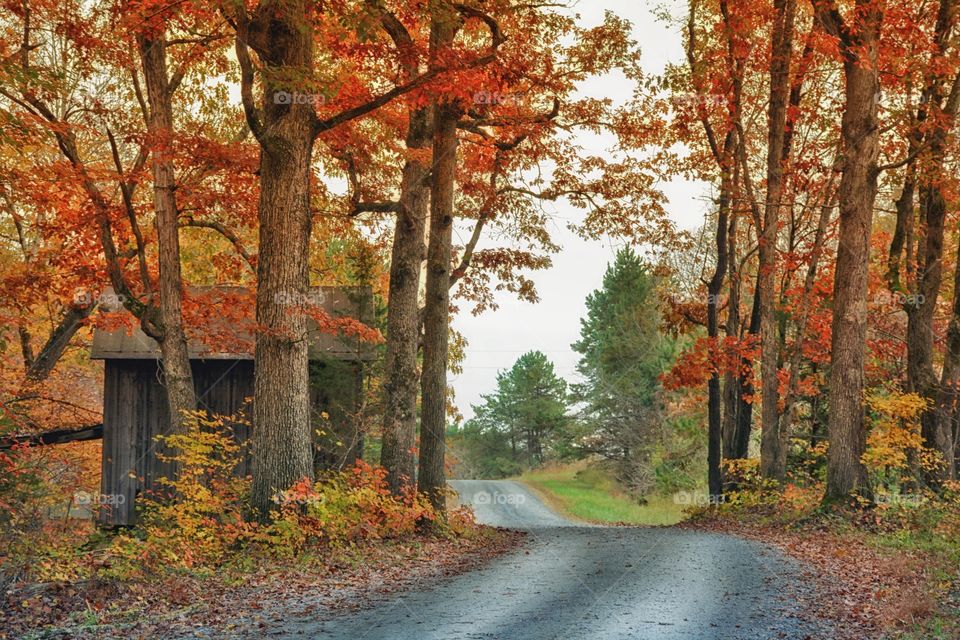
[
  {"xmin": 680, "ymin": 513, "xmax": 950, "ymax": 639},
  {"xmin": 0, "ymin": 527, "xmax": 526, "ymax": 639}
]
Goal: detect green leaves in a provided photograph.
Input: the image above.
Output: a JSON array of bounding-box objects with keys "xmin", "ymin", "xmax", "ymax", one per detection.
[{"xmin": 460, "ymin": 350, "xmax": 571, "ymax": 477}]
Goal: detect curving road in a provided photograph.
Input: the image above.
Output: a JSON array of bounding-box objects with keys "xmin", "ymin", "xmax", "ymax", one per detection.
[{"xmin": 297, "ymin": 479, "xmax": 829, "ymax": 639}]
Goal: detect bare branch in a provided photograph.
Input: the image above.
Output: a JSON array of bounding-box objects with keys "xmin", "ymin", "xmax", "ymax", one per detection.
[{"xmin": 179, "ymin": 215, "xmax": 257, "ymax": 271}]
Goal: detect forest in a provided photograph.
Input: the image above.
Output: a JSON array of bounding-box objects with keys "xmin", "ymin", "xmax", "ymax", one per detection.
[{"xmin": 1, "ymin": 0, "xmax": 960, "ymax": 638}]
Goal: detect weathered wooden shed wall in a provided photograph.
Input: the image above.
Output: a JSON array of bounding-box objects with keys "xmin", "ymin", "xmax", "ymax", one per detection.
[{"xmin": 99, "ymin": 359, "xmax": 254, "ymax": 526}]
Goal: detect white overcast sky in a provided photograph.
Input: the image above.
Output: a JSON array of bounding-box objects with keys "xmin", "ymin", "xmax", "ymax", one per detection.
[{"xmin": 451, "ymin": 0, "xmax": 708, "ymax": 420}]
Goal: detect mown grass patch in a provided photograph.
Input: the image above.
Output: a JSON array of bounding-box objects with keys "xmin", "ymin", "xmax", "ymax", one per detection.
[{"xmin": 519, "ymin": 463, "xmax": 686, "ymax": 526}]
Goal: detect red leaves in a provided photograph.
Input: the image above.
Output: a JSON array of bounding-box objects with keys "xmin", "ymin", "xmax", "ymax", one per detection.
[{"xmin": 662, "ymin": 334, "xmax": 761, "ymax": 391}]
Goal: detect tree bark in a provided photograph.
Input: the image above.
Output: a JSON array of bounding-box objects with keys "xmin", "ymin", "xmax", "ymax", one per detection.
[
  {"xmin": 380, "ymin": 110, "xmax": 431, "ymax": 494},
  {"xmin": 138, "ymin": 32, "xmax": 197, "ymax": 442},
  {"xmin": 891, "ymin": 0, "xmax": 959, "ymax": 485},
  {"xmin": 779, "ymin": 189, "xmax": 835, "ymax": 448},
  {"xmin": 377, "ymin": 8, "xmax": 432, "ymax": 495},
  {"xmin": 418, "ymin": 6, "xmax": 463, "ymax": 511},
  {"xmin": 722, "ymin": 197, "xmax": 744, "ymax": 461},
  {"xmin": 706, "ymin": 135, "xmax": 733, "ymax": 499},
  {"xmin": 927, "ymin": 71, "xmax": 960, "ymax": 480},
  {"xmin": 239, "ymin": 2, "xmax": 317, "ymax": 517},
  {"xmin": 815, "ymin": 0, "xmax": 882, "ymax": 503},
  {"xmin": 690, "ymin": 0, "xmax": 740, "ymax": 495},
  {"xmin": 759, "ymin": 0, "xmax": 797, "ymax": 483}
]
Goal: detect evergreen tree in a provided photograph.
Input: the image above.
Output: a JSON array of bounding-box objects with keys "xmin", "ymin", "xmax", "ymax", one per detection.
[
  {"xmin": 461, "ymin": 351, "xmax": 570, "ymax": 477},
  {"xmin": 572, "ymin": 248, "xmax": 675, "ymax": 492}
]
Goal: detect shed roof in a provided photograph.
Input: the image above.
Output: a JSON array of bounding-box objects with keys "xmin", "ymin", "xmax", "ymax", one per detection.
[{"xmin": 90, "ymin": 286, "xmax": 376, "ymax": 362}]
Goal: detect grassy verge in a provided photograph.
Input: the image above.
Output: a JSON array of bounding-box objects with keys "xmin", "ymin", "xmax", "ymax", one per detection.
[{"xmin": 518, "ymin": 462, "xmax": 686, "ymax": 526}]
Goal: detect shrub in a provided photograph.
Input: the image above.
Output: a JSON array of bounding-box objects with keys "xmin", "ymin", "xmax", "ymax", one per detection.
[
  {"xmin": 106, "ymin": 414, "xmax": 451, "ymax": 575},
  {"xmin": 0, "ymin": 436, "xmax": 99, "ymax": 585},
  {"xmin": 863, "ymin": 391, "xmax": 942, "ymax": 490},
  {"xmin": 106, "ymin": 411, "xmax": 254, "ymax": 576},
  {"xmin": 267, "ymin": 460, "xmax": 439, "ymax": 552}
]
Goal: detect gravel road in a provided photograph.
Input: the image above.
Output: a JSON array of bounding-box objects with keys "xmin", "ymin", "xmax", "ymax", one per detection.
[{"xmin": 295, "ymin": 479, "xmax": 829, "ymax": 639}]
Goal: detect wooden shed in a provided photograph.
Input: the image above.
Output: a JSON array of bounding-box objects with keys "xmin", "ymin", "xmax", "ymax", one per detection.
[{"xmin": 90, "ymin": 286, "xmax": 375, "ymax": 526}]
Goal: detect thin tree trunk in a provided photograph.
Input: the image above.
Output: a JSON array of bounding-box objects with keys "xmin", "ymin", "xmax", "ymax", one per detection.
[
  {"xmin": 816, "ymin": 1, "xmax": 882, "ymax": 503},
  {"xmin": 690, "ymin": 0, "xmax": 738, "ymax": 495},
  {"xmin": 738, "ymin": 275, "xmax": 761, "ymax": 457},
  {"xmin": 896, "ymin": 0, "xmax": 959, "ymax": 485},
  {"xmin": 928, "ymin": 71, "xmax": 960, "ymax": 481},
  {"xmin": 933, "ymin": 232, "xmax": 960, "ymax": 481},
  {"xmin": 779, "ymin": 189, "xmax": 835, "ymax": 444},
  {"xmin": 380, "ymin": 110, "xmax": 431, "ymax": 494},
  {"xmin": 940, "ymin": 260, "xmax": 960, "ymax": 478},
  {"xmin": 919, "ymin": 75, "xmax": 960, "ymax": 483},
  {"xmin": 722, "ymin": 198, "xmax": 743, "ymax": 461},
  {"xmin": 138, "ymin": 33, "xmax": 197, "ymax": 440},
  {"xmin": 418, "ymin": 6, "xmax": 462, "ymax": 511},
  {"xmin": 707, "ymin": 141, "xmax": 733, "ymax": 499},
  {"xmin": 759, "ymin": 0, "xmax": 796, "ymax": 483}
]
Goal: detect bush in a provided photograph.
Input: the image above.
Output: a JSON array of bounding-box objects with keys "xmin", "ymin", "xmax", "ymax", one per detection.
[
  {"xmin": 106, "ymin": 412, "xmax": 254, "ymax": 576},
  {"xmin": 267, "ymin": 460, "xmax": 439, "ymax": 552},
  {"xmin": 0, "ymin": 436, "xmax": 99, "ymax": 585},
  {"xmin": 863, "ymin": 391, "xmax": 943, "ymax": 491},
  {"xmin": 106, "ymin": 413, "xmax": 456, "ymax": 576}
]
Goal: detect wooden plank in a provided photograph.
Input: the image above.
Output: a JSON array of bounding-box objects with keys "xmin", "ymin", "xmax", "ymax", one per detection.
[{"xmin": 0, "ymin": 424, "xmax": 102, "ymax": 450}]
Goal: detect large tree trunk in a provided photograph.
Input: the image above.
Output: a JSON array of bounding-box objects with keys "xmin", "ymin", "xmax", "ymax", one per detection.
[
  {"xmin": 418, "ymin": 7, "xmax": 462, "ymax": 511},
  {"xmin": 138, "ymin": 33, "xmax": 197, "ymax": 441},
  {"xmin": 817, "ymin": 1, "xmax": 882, "ymax": 503},
  {"xmin": 373, "ymin": 5, "xmax": 434, "ymax": 492},
  {"xmin": 928, "ymin": 192, "xmax": 958, "ymax": 481},
  {"xmin": 910, "ymin": 180, "xmax": 949, "ymax": 477},
  {"xmin": 242, "ymin": 2, "xmax": 317, "ymax": 516},
  {"xmin": 758, "ymin": 0, "xmax": 796, "ymax": 483}
]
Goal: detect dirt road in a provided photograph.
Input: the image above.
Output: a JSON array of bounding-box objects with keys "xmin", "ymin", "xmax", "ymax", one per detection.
[{"xmin": 295, "ymin": 479, "xmax": 828, "ymax": 639}]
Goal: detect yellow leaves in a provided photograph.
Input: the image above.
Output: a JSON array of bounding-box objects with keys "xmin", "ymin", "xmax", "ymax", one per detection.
[
  {"xmin": 866, "ymin": 391, "xmax": 929, "ymax": 420},
  {"xmin": 105, "ymin": 411, "xmax": 251, "ymax": 576},
  {"xmin": 723, "ymin": 457, "xmax": 760, "ymax": 485},
  {"xmin": 104, "ymin": 418, "xmax": 451, "ymax": 575},
  {"xmin": 862, "ymin": 391, "xmax": 936, "ymax": 476}
]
